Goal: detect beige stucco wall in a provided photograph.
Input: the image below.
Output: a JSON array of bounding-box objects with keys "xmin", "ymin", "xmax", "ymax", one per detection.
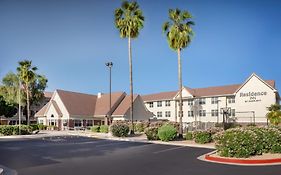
[{"xmin": 144, "ymin": 74, "xmax": 278, "ymax": 124}]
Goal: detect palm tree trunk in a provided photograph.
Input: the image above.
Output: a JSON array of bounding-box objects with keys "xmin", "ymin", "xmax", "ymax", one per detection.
[
  {"xmin": 178, "ymin": 48, "xmax": 183, "ymax": 138},
  {"xmin": 128, "ymin": 36, "xmax": 134, "ymax": 135},
  {"xmin": 26, "ymin": 88, "xmax": 30, "ymax": 125}
]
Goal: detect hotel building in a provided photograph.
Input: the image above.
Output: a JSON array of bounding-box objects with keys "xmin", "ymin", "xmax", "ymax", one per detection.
[{"xmin": 142, "ymin": 73, "xmax": 279, "ymax": 126}]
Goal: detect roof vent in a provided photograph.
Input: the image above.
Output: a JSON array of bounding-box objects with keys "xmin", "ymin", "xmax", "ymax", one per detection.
[{"xmin": 97, "ymin": 92, "xmax": 103, "ymax": 98}]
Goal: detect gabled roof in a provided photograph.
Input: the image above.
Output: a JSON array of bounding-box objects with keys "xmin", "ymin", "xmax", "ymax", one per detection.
[
  {"xmin": 142, "ymin": 75, "xmax": 276, "ymax": 100},
  {"xmin": 56, "ymin": 89, "xmax": 125, "ymax": 116},
  {"xmin": 234, "ymin": 73, "xmax": 277, "ymax": 94},
  {"xmin": 44, "ymin": 92, "xmax": 53, "ymax": 98},
  {"xmin": 142, "ymin": 91, "xmax": 178, "ymax": 102},
  {"xmin": 35, "ymin": 102, "xmax": 49, "ymax": 117},
  {"xmin": 112, "ymin": 95, "xmax": 138, "ymax": 116}
]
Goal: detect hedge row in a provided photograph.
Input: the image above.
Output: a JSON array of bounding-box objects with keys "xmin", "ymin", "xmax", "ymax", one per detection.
[
  {"xmin": 0, "ymin": 125, "xmax": 32, "ymax": 136},
  {"xmin": 91, "ymin": 125, "xmax": 109, "ymax": 133},
  {"xmin": 213, "ymin": 127, "xmax": 281, "ymax": 158}
]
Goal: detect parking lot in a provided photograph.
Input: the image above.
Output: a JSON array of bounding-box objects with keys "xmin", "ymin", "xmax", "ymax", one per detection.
[{"xmin": 0, "ymin": 135, "xmax": 280, "ymax": 175}]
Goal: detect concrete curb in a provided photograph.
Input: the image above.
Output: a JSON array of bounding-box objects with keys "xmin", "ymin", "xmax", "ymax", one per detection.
[
  {"xmin": 198, "ymin": 151, "xmax": 281, "ymax": 166},
  {"xmin": 68, "ymin": 133, "xmax": 216, "ymax": 149}
]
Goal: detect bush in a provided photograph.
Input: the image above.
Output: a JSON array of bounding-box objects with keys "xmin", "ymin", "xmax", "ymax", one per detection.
[
  {"xmin": 144, "ymin": 127, "xmax": 159, "ymax": 140},
  {"xmin": 158, "ymin": 124, "xmax": 177, "ymax": 142},
  {"xmin": 110, "ymin": 123, "xmax": 129, "ymax": 137},
  {"xmin": 13, "ymin": 125, "xmax": 32, "ymax": 135},
  {"xmin": 213, "ymin": 128, "xmax": 258, "ymax": 158},
  {"xmin": 38, "ymin": 124, "xmax": 47, "ymax": 130},
  {"xmin": 0, "ymin": 125, "xmax": 14, "ymax": 135},
  {"xmin": 0, "ymin": 125, "xmax": 32, "ymax": 136},
  {"xmin": 30, "ymin": 124, "xmax": 39, "ymax": 131},
  {"xmin": 91, "ymin": 126, "xmax": 100, "ymax": 133},
  {"xmin": 135, "ymin": 121, "xmax": 149, "ymax": 133},
  {"xmin": 100, "ymin": 125, "xmax": 108, "ymax": 133},
  {"xmin": 193, "ymin": 130, "xmax": 212, "ymax": 144},
  {"xmin": 185, "ymin": 132, "xmax": 193, "ymax": 140}
]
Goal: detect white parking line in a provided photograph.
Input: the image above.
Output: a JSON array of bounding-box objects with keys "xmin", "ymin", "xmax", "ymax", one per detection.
[{"xmin": 153, "ymin": 146, "xmax": 185, "ymax": 154}]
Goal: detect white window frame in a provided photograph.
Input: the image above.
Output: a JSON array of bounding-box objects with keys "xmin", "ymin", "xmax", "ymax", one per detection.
[
  {"xmin": 157, "ymin": 111, "xmax": 162, "ymax": 117},
  {"xmin": 165, "ymin": 100, "xmax": 171, "ymax": 107},
  {"xmin": 157, "ymin": 101, "xmax": 162, "ymax": 107},
  {"xmin": 165, "ymin": 111, "xmax": 171, "ymax": 117},
  {"xmin": 187, "ymin": 99, "xmax": 193, "ymax": 106}
]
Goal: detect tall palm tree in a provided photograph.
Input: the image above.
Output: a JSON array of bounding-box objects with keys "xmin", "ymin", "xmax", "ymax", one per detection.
[
  {"xmin": 17, "ymin": 60, "xmax": 37, "ymax": 125},
  {"xmin": 266, "ymin": 104, "xmax": 281, "ymax": 126},
  {"xmin": 162, "ymin": 8, "xmax": 194, "ymax": 138},
  {"xmin": 114, "ymin": 1, "xmax": 144, "ymax": 134}
]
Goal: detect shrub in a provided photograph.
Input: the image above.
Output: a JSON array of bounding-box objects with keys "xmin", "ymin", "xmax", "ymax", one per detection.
[
  {"xmin": 0, "ymin": 125, "xmax": 32, "ymax": 136},
  {"xmin": 144, "ymin": 127, "xmax": 159, "ymax": 140},
  {"xmin": 158, "ymin": 124, "xmax": 177, "ymax": 142},
  {"xmin": 193, "ymin": 130, "xmax": 212, "ymax": 144},
  {"xmin": 110, "ymin": 123, "xmax": 129, "ymax": 137},
  {"xmin": 100, "ymin": 125, "xmax": 108, "ymax": 133},
  {"xmin": 185, "ymin": 132, "xmax": 193, "ymax": 140},
  {"xmin": 91, "ymin": 126, "xmax": 100, "ymax": 133},
  {"xmin": 30, "ymin": 124, "xmax": 39, "ymax": 131},
  {"xmin": 0, "ymin": 125, "xmax": 14, "ymax": 135},
  {"xmin": 213, "ymin": 128, "xmax": 257, "ymax": 158},
  {"xmin": 38, "ymin": 124, "xmax": 47, "ymax": 130},
  {"xmin": 13, "ymin": 125, "xmax": 32, "ymax": 135},
  {"xmin": 135, "ymin": 121, "xmax": 149, "ymax": 133}
]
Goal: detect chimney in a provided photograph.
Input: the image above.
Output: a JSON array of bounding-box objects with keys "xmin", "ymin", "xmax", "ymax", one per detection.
[{"xmin": 97, "ymin": 92, "xmax": 103, "ymax": 98}]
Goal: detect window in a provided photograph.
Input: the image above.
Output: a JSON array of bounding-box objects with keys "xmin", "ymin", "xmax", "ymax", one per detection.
[
  {"xmin": 199, "ymin": 98, "xmax": 206, "ymax": 105},
  {"xmin": 39, "ymin": 120, "xmax": 44, "ymax": 124},
  {"xmin": 211, "ymin": 97, "xmax": 218, "ymax": 104},
  {"xmin": 165, "ymin": 100, "xmax": 171, "ymax": 107},
  {"xmin": 228, "ymin": 97, "xmax": 235, "ymax": 104},
  {"xmin": 211, "ymin": 110, "xmax": 218, "ymax": 117},
  {"xmin": 157, "ymin": 111, "xmax": 162, "ymax": 117},
  {"xmin": 157, "ymin": 101, "xmax": 162, "ymax": 107},
  {"xmin": 165, "ymin": 111, "xmax": 171, "ymax": 117},
  {"xmin": 230, "ymin": 109, "xmax": 235, "ymax": 116},
  {"xmin": 199, "ymin": 110, "xmax": 206, "ymax": 117},
  {"xmin": 86, "ymin": 120, "xmax": 93, "ymax": 126},
  {"xmin": 178, "ymin": 111, "xmax": 184, "ymax": 117},
  {"xmin": 187, "ymin": 99, "xmax": 193, "ymax": 106},
  {"xmin": 178, "ymin": 102, "xmax": 183, "ymax": 106},
  {"xmin": 148, "ymin": 102, "xmax": 154, "ymax": 108},
  {"xmin": 188, "ymin": 111, "xmax": 194, "ymax": 117},
  {"xmin": 74, "ymin": 120, "xmax": 82, "ymax": 127},
  {"xmin": 63, "ymin": 119, "xmax": 68, "ymax": 126}
]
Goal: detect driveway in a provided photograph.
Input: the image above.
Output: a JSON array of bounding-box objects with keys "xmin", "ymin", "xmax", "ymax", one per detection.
[{"xmin": 0, "ymin": 135, "xmax": 280, "ymax": 175}]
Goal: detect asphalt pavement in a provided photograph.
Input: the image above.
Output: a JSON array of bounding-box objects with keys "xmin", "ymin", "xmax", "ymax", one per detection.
[{"xmin": 0, "ymin": 135, "xmax": 280, "ymax": 175}]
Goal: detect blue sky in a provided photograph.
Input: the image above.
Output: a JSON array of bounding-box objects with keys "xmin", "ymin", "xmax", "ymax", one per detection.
[{"xmin": 0, "ymin": 0, "xmax": 280, "ymax": 95}]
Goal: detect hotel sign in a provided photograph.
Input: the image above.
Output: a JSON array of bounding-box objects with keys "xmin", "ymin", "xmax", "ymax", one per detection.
[{"xmin": 239, "ymin": 91, "xmax": 267, "ymax": 103}]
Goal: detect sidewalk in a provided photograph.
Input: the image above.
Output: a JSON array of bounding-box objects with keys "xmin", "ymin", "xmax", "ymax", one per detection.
[{"xmin": 68, "ymin": 131, "xmax": 216, "ymax": 149}]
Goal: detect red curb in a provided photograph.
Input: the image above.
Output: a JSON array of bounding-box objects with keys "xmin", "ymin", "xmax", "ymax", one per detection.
[{"xmin": 205, "ymin": 154, "xmax": 281, "ymax": 164}]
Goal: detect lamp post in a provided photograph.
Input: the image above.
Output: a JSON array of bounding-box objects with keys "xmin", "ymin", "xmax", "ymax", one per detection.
[
  {"xmin": 105, "ymin": 62, "xmax": 113, "ymax": 125},
  {"xmin": 18, "ymin": 80, "xmax": 21, "ymax": 135}
]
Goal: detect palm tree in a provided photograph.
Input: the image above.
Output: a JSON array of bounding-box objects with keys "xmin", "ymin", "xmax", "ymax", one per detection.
[
  {"xmin": 114, "ymin": 1, "xmax": 144, "ymax": 134},
  {"xmin": 266, "ymin": 104, "xmax": 281, "ymax": 126},
  {"xmin": 17, "ymin": 60, "xmax": 37, "ymax": 125},
  {"xmin": 162, "ymin": 9, "xmax": 194, "ymax": 138}
]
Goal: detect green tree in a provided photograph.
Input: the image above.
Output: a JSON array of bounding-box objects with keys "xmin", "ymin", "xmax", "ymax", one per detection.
[
  {"xmin": 162, "ymin": 8, "xmax": 194, "ymax": 138},
  {"xmin": 0, "ymin": 72, "xmax": 24, "ymax": 105},
  {"xmin": 0, "ymin": 95, "xmax": 17, "ymax": 117},
  {"xmin": 266, "ymin": 104, "xmax": 281, "ymax": 126},
  {"xmin": 114, "ymin": 1, "xmax": 144, "ymax": 134}
]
